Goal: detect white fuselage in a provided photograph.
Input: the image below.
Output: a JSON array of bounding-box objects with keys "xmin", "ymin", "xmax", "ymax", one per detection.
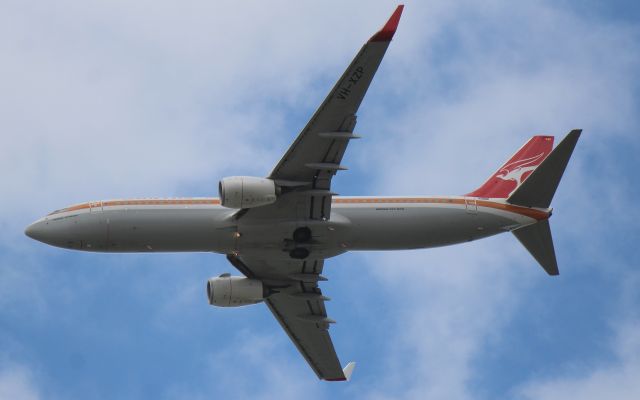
[{"xmin": 25, "ymin": 196, "xmax": 549, "ymax": 259}]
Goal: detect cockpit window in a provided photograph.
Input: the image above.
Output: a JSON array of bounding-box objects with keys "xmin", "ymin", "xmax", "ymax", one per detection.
[{"xmin": 48, "ymin": 208, "xmax": 67, "ymax": 216}]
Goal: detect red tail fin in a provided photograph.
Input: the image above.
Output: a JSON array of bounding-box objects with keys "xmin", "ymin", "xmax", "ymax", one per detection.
[{"xmin": 466, "ymin": 136, "xmax": 554, "ymax": 198}]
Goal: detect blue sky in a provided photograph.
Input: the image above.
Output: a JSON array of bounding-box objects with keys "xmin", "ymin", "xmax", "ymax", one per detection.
[{"xmin": 1, "ymin": 1, "xmax": 639, "ymax": 399}]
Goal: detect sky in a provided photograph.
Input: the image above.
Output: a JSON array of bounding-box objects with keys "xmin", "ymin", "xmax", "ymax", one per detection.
[{"xmin": 1, "ymin": 0, "xmax": 639, "ymax": 399}]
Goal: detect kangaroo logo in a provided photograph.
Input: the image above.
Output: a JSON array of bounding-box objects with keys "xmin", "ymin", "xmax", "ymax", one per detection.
[{"xmin": 496, "ymin": 152, "xmax": 545, "ymax": 187}]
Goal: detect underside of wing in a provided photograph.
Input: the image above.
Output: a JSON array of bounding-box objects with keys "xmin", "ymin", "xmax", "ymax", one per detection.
[
  {"xmin": 245, "ymin": 5, "xmax": 404, "ymax": 222},
  {"xmin": 266, "ymin": 294, "xmax": 345, "ymax": 380},
  {"xmin": 220, "ymin": 5, "xmax": 405, "ymax": 381},
  {"xmin": 228, "ymin": 254, "xmax": 349, "ymax": 380}
]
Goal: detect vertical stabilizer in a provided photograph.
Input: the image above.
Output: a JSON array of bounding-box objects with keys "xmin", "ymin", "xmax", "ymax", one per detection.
[
  {"xmin": 467, "ymin": 136, "xmax": 554, "ymax": 198},
  {"xmin": 508, "ymin": 130, "xmax": 581, "ymax": 275},
  {"xmin": 507, "ymin": 130, "xmax": 581, "ymax": 208},
  {"xmin": 512, "ymin": 220, "xmax": 558, "ymax": 275}
]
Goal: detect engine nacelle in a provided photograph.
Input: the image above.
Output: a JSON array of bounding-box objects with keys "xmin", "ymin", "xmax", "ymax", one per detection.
[
  {"xmin": 206, "ymin": 274, "xmax": 265, "ymax": 307},
  {"xmin": 218, "ymin": 176, "xmax": 277, "ymax": 209}
]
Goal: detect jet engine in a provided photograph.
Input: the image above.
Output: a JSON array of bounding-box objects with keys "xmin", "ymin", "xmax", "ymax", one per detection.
[
  {"xmin": 218, "ymin": 176, "xmax": 277, "ymax": 209},
  {"xmin": 206, "ymin": 273, "xmax": 266, "ymax": 307}
]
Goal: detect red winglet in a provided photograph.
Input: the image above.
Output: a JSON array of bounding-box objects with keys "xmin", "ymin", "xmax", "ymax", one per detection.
[{"xmin": 370, "ymin": 5, "xmax": 404, "ymax": 42}]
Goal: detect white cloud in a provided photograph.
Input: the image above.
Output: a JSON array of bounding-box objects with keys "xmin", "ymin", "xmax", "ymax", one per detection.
[
  {"xmin": 516, "ymin": 320, "xmax": 640, "ymax": 400},
  {"xmin": 363, "ymin": 1, "xmax": 638, "ymax": 197},
  {"xmin": 1, "ymin": 0, "xmax": 639, "ymax": 399},
  {"xmin": 347, "ymin": 1, "xmax": 640, "ymax": 398},
  {"xmin": 0, "ymin": 1, "xmax": 385, "ymax": 228},
  {"xmin": 164, "ymin": 330, "xmax": 325, "ymax": 400},
  {"xmin": 0, "ymin": 364, "xmax": 40, "ymax": 400},
  {"xmin": 358, "ymin": 239, "xmax": 531, "ymax": 400}
]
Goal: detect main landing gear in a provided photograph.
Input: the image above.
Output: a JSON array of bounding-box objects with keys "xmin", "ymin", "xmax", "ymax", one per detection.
[
  {"xmin": 289, "ymin": 227, "xmax": 312, "ymax": 259},
  {"xmin": 293, "ymin": 226, "xmax": 312, "ymax": 243}
]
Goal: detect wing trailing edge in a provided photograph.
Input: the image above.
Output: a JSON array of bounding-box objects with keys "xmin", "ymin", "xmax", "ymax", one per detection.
[{"xmin": 324, "ymin": 361, "xmax": 356, "ymax": 382}]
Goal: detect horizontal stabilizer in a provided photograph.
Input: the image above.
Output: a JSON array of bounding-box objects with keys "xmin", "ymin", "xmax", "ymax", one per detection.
[
  {"xmin": 508, "ymin": 129, "xmax": 581, "ymax": 208},
  {"xmin": 512, "ymin": 220, "xmax": 559, "ymax": 275}
]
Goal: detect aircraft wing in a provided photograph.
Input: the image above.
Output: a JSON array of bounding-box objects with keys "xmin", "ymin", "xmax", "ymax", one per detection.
[
  {"xmin": 245, "ymin": 5, "xmax": 404, "ymax": 222},
  {"xmin": 227, "ymin": 5, "xmax": 404, "ymax": 380},
  {"xmin": 227, "ymin": 254, "xmax": 352, "ymax": 381}
]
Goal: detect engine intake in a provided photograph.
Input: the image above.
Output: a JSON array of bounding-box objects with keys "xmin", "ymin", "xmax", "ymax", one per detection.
[
  {"xmin": 206, "ymin": 274, "xmax": 265, "ymax": 307},
  {"xmin": 218, "ymin": 176, "xmax": 277, "ymax": 209}
]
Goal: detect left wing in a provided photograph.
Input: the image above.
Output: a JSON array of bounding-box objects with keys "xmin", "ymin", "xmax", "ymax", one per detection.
[
  {"xmin": 246, "ymin": 5, "xmax": 404, "ymax": 222},
  {"xmin": 227, "ymin": 254, "xmax": 352, "ymax": 381}
]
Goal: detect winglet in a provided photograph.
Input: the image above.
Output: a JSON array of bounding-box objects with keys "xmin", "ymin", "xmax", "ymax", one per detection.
[
  {"xmin": 324, "ymin": 362, "xmax": 356, "ymax": 382},
  {"xmin": 370, "ymin": 5, "xmax": 404, "ymax": 42},
  {"xmin": 342, "ymin": 362, "xmax": 356, "ymax": 381}
]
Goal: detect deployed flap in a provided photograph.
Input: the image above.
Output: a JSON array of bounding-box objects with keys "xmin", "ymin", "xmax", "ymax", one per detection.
[
  {"xmin": 512, "ymin": 220, "xmax": 559, "ymax": 275},
  {"xmin": 507, "ymin": 129, "xmax": 581, "ymax": 208}
]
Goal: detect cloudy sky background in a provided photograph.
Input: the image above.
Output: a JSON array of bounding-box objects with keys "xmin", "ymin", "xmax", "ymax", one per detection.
[{"xmin": 1, "ymin": 0, "xmax": 639, "ymax": 399}]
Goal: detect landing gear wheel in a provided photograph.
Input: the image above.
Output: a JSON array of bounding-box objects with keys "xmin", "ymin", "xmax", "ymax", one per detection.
[
  {"xmin": 289, "ymin": 248, "xmax": 310, "ymax": 259},
  {"xmin": 293, "ymin": 226, "xmax": 312, "ymax": 243}
]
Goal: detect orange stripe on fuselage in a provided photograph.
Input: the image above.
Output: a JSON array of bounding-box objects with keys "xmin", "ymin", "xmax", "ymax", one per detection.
[
  {"xmin": 48, "ymin": 198, "xmax": 221, "ymax": 215},
  {"xmin": 48, "ymin": 197, "xmax": 549, "ymax": 220},
  {"xmin": 475, "ymin": 199, "xmax": 549, "ymax": 220}
]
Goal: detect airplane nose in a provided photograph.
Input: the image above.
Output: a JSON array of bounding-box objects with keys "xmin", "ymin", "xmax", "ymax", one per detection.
[{"xmin": 25, "ymin": 220, "xmax": 46, "ymax": 242}]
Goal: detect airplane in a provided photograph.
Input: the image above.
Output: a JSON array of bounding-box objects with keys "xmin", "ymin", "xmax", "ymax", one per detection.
[{"xmin": 24, "ymin": 5, "xmax": 581, "ymax": 381}]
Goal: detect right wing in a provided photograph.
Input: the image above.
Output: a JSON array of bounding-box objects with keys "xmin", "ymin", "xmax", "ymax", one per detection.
[{"xmin": 266, "ymin": 292, "xmax": 344, "ymax": 380}]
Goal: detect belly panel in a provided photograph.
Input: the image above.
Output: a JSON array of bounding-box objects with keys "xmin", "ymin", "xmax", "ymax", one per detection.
[
  {"xmin": 336, "ymin": 203, "xmax": 522, "ymax": 250},
  {"xmin": 102, "ymin": 207, "xmax": 234, "ymax": 253}
]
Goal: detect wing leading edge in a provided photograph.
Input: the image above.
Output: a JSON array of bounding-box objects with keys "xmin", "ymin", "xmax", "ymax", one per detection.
[
  {"xmin": 252, "ymin": 5, "xmax": 404, "ymax": 222},
  {"xmin": 270, "ymin": 5, "xmax": 403, "ymax": 184}
]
